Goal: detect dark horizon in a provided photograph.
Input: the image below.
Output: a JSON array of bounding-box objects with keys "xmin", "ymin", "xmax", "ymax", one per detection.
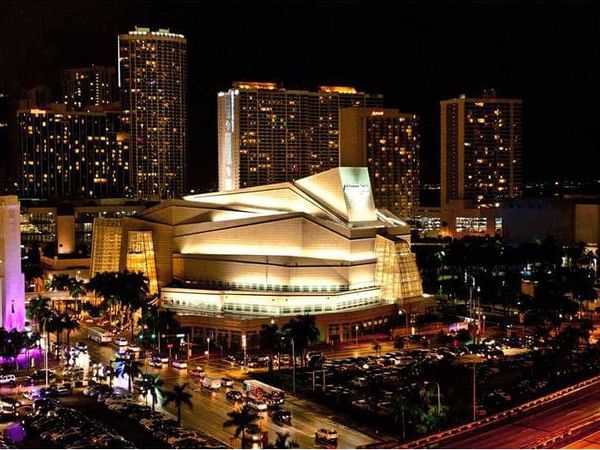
[{"xmin": 2, "ymin": 0, "xmax": 600, "ymax": 193}]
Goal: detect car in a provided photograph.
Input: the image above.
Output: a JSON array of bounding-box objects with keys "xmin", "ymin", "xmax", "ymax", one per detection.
[
  {"xmin": 246, "ymin": 399, "xmax": 268, "ymax": 412},
  {"xmin": 75, "ymin": 341, "xmax": 88, "ymax": 352},
  {"xmin": 0, "ymin": 397, "xmax": 22, "ymax": 414},
  {"xmin": 149, "ymin": 359, "xmax": 163, "ymax": 368},
  {"xmin": 242, "ymin": 424, "xmax": 262, "ymax": 447},
  {"xmin": 221, "ymin": 377, "xmax": 234, "ymax": 387},
  {"xmin": 315, "ymin": 428, "xmax": 338, "ymax": 443},
  {"xmin": 128, "ymin": 344, "xmax": 142, "ymax": 352},
  {"xmin": 188, "ymin": 366, "xmax": 205, "ymax": 377},
  {"xmin": 114, "ymin": 337, "xmax": 128, "ymax": 346},
  {"xmin": 172, "ymin": 437, "xmax": 209, "ymax": 449},
  {"xmin": 54, "ymin": 383, "xmax": 72, "ymax": 396},
  {"xmin": 172, "ymin": 360, "xmax": 188, "ymax": 369},
  {"xmin": 0, "ymin": 374, "xmax": 16, "ymax": 385},
  {"xmin": 272, "ymin": 409, "xmax": 292, "ymax": 424},
  {"xmin": 226, "ymin": 390, "xmax": 243, "ymax": 402},
  {"xmin": 27, "ymin": 369, "xmax": 56, "ymax": 383}
]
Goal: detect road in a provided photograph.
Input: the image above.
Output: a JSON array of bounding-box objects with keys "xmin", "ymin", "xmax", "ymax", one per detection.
[
  {"xmin": 71, "ymin": 322, "xmax": 377, "ymax": 449},
  {"xmin": 442, "ymin": 379, "xmax": 600, "ymax": 448}
]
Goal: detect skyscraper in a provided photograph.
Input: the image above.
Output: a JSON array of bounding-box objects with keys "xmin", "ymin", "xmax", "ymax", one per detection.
[
  {"xmin": 340, "ymin": 107, "xmax": 420, "ymax": 217},
  {"xmin": 18, "ymin": 104, "xmax": 129, "ymax": 199},
  {"xmin": 118, "ymin": 27, "xmax": 188, "ymax": 199},
  {"xmin": 440, "ymin": 90, "xmax": 522, "ymax": 208},
  {"xmin": 218, "ymin": 82, "xmax": 383, "ymax": 191},
  {"xmin": 62, "ymin": 65, "xmax": 117, "ymax": 111},
  {"xmin": 0, "ymin": 195, "xmax": 25, "ymax": 330}
]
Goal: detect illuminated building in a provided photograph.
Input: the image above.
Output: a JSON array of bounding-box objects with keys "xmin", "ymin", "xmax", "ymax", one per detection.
[
  {"xmin": 0, "ymin": 196, "xmax": 25, "ymax": 330},
  {"xmin": 62, "ymin": 66, "xmax": 117, "ymax": 111},
  {"xmin": 89, "ymin": 218, "xmax": 124, "ymax": 276},
  {"xmin": 218, "ymin": 82, "xmax": 383, "ymax": 191},
  {"xmin": 118, "ymin": 27, "xmax": 188, "ymax": 199},
  {"xmin": 440, "ymin": 90, "xmax": 522, "ymax": 208},
  {"xmin": 91, "ymin": 167, "xmax": 425, "ymax": 344},
  {"xmin": 340, "ymin": 108, "xmax": 420, "ymax": 217},
  {"xmin": 18, "ymin": 103, "xmax": 129, "ymax": 199}
]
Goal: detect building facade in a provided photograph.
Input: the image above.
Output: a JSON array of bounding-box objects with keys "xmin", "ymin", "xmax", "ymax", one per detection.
[
  {"xmin": 218, "ymin": 82, "xmax": 383, "ymax": 191},
  {"xmin": 440, "ymin": 91, "xmax": 522, "ymax": 208},
  {"xmin": 18, "ymin": 104, "xmax": 129, "ymax": 199},
  {"xmin": 62, "ymin": 65, "xmax": 117, "ymax": 111},
  {"xmin": 340, "ymin": 107, "xmax": 420, "ymax": 218},
  {"xmin": 0, "ymin": 196, "xmax": 25, "ymax": 330},
  {"xmin": 91, "ymin": 167, "xmax": 425, "ymax": 344},
  {"xmin": 118, "ymin": 27, "xmax": 188, "ymax": 199}
]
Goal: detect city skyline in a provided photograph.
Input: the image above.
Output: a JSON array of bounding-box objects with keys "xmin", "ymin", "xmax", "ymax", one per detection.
[{"xmin": 2, "ymin": 1, "xmax": 600, "ymax": 194}]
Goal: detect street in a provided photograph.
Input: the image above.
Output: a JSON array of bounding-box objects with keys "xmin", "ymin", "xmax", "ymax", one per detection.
[
  {"xmin": 73, "ymin": 322, "xmax": 377, "ymax": 449},
  {"xmin": 440, "ymin": 379, "xmax": 600, "ymax": 448}
]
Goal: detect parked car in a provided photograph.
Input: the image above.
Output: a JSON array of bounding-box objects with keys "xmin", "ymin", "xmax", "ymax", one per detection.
[
  {"xmin": 0, "ymin": 374, "xmax": 16, "ymax": 385},
  {"xmin": 75, "ymin": 341, "xmax": 88, "ymax": 352},
  {"xmin": 221, "ymin": 377, "xmax": 234, "ymax": 387}
]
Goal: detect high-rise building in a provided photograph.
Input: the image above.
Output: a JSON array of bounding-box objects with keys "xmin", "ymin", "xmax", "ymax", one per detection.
[
  {"xmin": 62, "ymin": 65, "xmax": 117, "ymax": 111},
  {"xmin": 218, "ymin": 82, "xmax": 383, "ymax": 191},
  {"xmin": 18, "ymin": 103, "xmax": 129, "ymax": 199},
  {"xmin": 340, "ymin": 107, "xmax": 420, "ymax": 217},
  {"xmin": 118, "ymin": 27, "xmax": 188, "ymax": 199},
  {"xmin": 440, "ymin": 90, "xmax": 522, "ymax": 208},
  {"xmin": 0, "ymin": 195, "xmax": 25, "ymax": 330}
]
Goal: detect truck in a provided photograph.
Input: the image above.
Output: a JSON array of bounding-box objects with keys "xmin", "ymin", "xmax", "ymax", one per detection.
[
  {"xmin": 242, "ymin": 379, "xmax": 284, "ymax": 406},
  {"xmin": 87, "ymin": 327, "xmax": 112, "ymax": 344},
  {"xmin": 201, "ymin": 376, "xmax": 222, "ymax": 390}
]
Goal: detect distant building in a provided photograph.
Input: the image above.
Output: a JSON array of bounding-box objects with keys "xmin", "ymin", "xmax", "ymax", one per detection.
[
  {"xmin": 440, "ymin": 90, "xmax": 522, "ymax": 208},
  {"xmin": 61, "ymin": 65, "xmax": 117, "ymax": 111},
  {"xmin": 340, "ymin": 107, "xmax": 420, "ymax": 218},
  {"xmin": 18, "ymin": 103, "xmax": 129, "ymax": 199},
  {"xmin": 0, "ymin": 196, "xmax": 25, "ymax": 330},
  {"xmin": 218, "ymin": 82, "xmax": 383, "ymax": 191},
  {"xmin": 118, "ymin": 27, "xmax": 188, "ymax": 199}
]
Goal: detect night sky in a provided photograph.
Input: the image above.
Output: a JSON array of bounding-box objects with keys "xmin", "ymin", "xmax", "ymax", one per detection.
[{"xmin": 1, "ymin": 0, "xmax": 600, "ymax": 194}]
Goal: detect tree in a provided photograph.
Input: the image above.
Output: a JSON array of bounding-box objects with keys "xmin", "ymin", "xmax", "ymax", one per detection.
[
  {"xmin": 223, "ymin": 404, "xmax": 259, "ymax": 448},
  {"xmin": 6, "ymin": 329, "xmax": 27, "ymax": 370},
  {"xmin": 68, "ymin": 278, "xmax": 87, "ymax": 312},
  {"xmin": 266, "ymin": 432, "xmax": 300, "ymax": 449},
  {"xmin": 163, "ymin": 383, "xmax": 193, "ymax": 426},
  {"xmin": 372, "ymin": 340, "xmax": 382, "ymax": 356},
  {"xmin": 142, "ymin": 374, "xmax": 164, "ymax": 412},
  {"xmin": 46, "ymin": 312, "xmax": 64, "ymax": 352},
  {"xmin": 259, "ymin": 323, "xmax": 280, "ymax": 378},
  {"xmin": 27, "ymin": 295, "xmax": 51, "ymax": 332},
  {"xmin": 50, "ymin": 274, "xmax": 72, "ymax": 291},
  {"xmin": 61, "ymin": 313, "xmax": 80, "ymax": 347},
  {"xmin": 115, "ymin": 358, "xmax": 143, "ymax": 393},
  {"xmin": 282, "ymin": 314, "xmax": 320, "ymax": 367}
]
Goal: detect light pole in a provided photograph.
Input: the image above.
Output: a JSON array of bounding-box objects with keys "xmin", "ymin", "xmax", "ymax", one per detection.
[
  {"xmin": 207, "ymin": 337, "xmax": 210, "ymax": 361},
  {"xmin": 281, "ymin": 336, "xmax": 296, "ymax": 393},
  {"xmin": 482, "ymin": 315, "xmax": 486, "ymax": 339},
  {"xmin": 355, "ymin": 324, "xmax": 359, "ymax": 347},
  {"xmin": 398, "ymin": 309, "xmax": 409, "ymax": 336},
  {"xmin": 44, "ymin": 321, "xmax": 49, "ymax": 388}
]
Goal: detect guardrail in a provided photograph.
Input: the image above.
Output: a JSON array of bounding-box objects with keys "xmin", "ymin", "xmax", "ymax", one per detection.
[
  {"xmin": 526, "ymin": 413, "xmax": 600, "ymax": 448},
  {"xmin": 399, "ymin": 374, "xmax": 600, "ymax": 448}
]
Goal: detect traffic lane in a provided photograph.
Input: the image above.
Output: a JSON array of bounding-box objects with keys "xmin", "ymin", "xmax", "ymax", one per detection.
[
  {"xmin": 567, "ymin": 429, "xmax": 600, "ymax": 448},
  {"xmin": 445, "ymin": 382, "xmax": 600, "ymax": 448}
]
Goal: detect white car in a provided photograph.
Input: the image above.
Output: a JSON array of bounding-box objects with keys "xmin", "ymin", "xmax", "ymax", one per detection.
[
  {"xmin": 114, "ymin": 337, "xmax": 128, "ymax": 347},
  {"xmin": 315, "ymin": 428, "xmax": 338, "ymax": 443},
  {"xmin": 171, "ymin": 360, "xmax": 188, "ymax": 369}
]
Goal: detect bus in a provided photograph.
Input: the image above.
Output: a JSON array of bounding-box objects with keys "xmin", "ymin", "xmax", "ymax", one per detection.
[
  {"xmin": 88, "ymin": 327, "xmax": 112, "ymax": 344},
  {"xmin": 243, "ymin": 379, "xmax": 285, "ymax": 406}
]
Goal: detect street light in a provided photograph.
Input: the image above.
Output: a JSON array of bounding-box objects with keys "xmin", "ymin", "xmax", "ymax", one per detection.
[
  {"xmin": 424, "ymin": 381, "xmax": 441, "ymax": 413},
  {"xmin": 355, "ymin": 324, "xmax": 359, "ymax": 347},
  {"xmin": 207, "ymin": 337, "xmax": 210, "ymax": 361},
  {"xmin": 398, "ymin": 309, "xmax": 409, "ymax": 336},
  {"xmin": 281, "ymin": 336, "xmax": 295, "ymax": 393}
]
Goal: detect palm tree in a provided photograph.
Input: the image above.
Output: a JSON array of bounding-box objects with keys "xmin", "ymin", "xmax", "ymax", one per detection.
[
  {"xmin": 142, "ymin": 373, "xmax": 164, "ymax": 412},
  {"xmin": 68, "ymin": 278, "xmax": 87, "ymax": 313},
  {"xmin": 27, "ymin": 295, "xmax": 51, "ymax": 332},
  {"xmin": 282, "ymin": 314, "xmax": 320, "ymax": 367},
  {"xmin": 6, "ymin": 329, "xmax": 27, "ymax": 370},
  {"xmin": 223, "ymin": 404, "xmax": 259, "ymax": 448},
  {"xmin": 50, "ymin": 273, "xmax": 72, "ymax": 291},
  {"xmin": 259, "ymin": 323, "xmax": 280, "ymax": 378},
  {"xmin": 61, "ymin": 313, "xmax": 80, "ymax": 347},
  {"xmin": 46, "ymin": 312, "xmax": 64, "ymax": 353},
  {"xmin": 115, "ymin": 358, "xmax": 143, "ymax": 393},
  {"xmin": 163, "ymin": 383, "xmax": 193, "ymax": 426},
  {"xmin": 268, "ymin": 432, "xmax": 299, "ymax": 449}
]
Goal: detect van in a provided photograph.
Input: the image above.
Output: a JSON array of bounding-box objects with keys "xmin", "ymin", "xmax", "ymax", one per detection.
[{"xmin": 0, "ymin": 374, "xmax": 16, "ymax": 385}]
